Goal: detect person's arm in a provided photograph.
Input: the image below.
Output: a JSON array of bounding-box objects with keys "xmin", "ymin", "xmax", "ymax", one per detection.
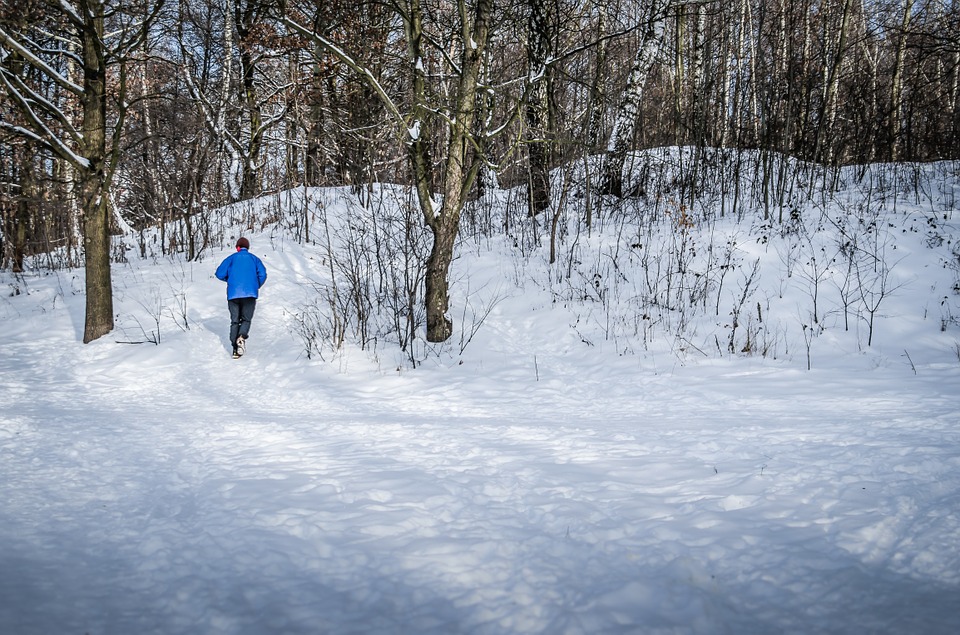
[
  {"xmin": 215, "ymin": 256, "xmax": 232, "ymax": 281},
  {"xmin": 257, "ymin": 258, "xmax": 267, "ymax": 287}
]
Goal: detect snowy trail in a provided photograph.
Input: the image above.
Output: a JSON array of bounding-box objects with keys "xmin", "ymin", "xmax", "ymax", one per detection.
[{"xmin": 3, "ymin": 317, "xmax": 958, "ymax": 634}]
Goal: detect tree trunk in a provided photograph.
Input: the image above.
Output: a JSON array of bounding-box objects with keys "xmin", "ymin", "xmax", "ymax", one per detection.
[
  {"xmin": 424, "ymin": 215, "xmax": 456, "ymax": 342},
  {"xmin": 306, "ymin": 43, "xmax": 326, "ymax": 186},
  {"xmin": 419, "ymin": 0, "xmax": 492, "ymax": 342},
  {"xmin": 404, "ymin": 0, "xmax": 435, "ymax": 227},
  {"xmin": 526, "ymin": 0, "xmax": 554, "ymax": 216},
  {"xmin": 240, "ymin": 49, "xmax": 263, "ymax": 200},
  {"xmin": 80, "ymin": 5, "xmax": 113, "ymax": 343},
  {"xmin": 586, "ymin": 6, "xmax": 608, "ymax": 149},
  {"xmin": 12, "ymin": 147, "xmax": 34, "ymax": 273},
  {"xmin": 813, "ymin": 0, "xmax": 853, "ymax": 166},
  {"xmin": 236, "ymin": 2, "xmax": 263, "ymax": 200},
  {"xmin": 283, "ymin": 0, "xmax": 589, "ymax": 341},
  {"xmin": 673, "ymin": 4, "xmax": 684, "ymax": 143},
  {"xmin": 602, "ymin": 0, "xmax": 671, "ymax": 197},
  {"xmin": 889, "ymin": 0, "xmax": 914, "ymax": 161}
]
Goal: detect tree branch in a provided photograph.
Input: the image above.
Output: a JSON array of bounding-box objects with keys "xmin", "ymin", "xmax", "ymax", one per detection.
[{"xmin": 0, "ymin": 26, "xmax": 85, "ymax": 95}]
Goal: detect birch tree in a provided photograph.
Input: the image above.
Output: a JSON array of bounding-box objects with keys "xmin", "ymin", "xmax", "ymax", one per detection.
[
  {"xmin": 602, "ymin": 0, "xmax": 672, "ymax": 197},
  {"xmin": 0, "ymin": 0, "xmax": 163, "ymax": 342}
]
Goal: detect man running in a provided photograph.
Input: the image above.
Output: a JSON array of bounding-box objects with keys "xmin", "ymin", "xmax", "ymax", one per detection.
[{"xmin": 215, "ymin": 237, "xmax": 267, "ymax": 358}]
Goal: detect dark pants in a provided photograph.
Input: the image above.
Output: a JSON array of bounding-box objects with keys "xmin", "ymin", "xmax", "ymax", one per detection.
[{"xmin": 228, "ymin": 297, "xmax": 257, "ymax": 347}]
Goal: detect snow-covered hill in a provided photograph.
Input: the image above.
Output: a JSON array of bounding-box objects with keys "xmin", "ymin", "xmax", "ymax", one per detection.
[{"xmin": 2, "ymin": 153, "xmax": 959, "ymax": 634}]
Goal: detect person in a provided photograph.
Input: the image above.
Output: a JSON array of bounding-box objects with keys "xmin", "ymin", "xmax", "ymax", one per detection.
[{"xmin": 215, "ymin": 237, "xmax": 267, "ymax": 358}]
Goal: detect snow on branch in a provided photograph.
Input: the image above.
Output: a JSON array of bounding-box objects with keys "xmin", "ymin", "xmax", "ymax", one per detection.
[
  {"xmin": 0, "ymin": 64, "xmax": 90, "ymax": 168},
  {"xmin": 408, "ymin": 120, "xmax": 421, "ymax": 141},
  {"xmin": 56, "ymin": 0, "xmax": 85, "ymax": 27},
  {"xmin": 0, "ymin": 119, "xmax": 89, "ymax": 170},
  {"xmin": 179, "ymin": 61, "xmax": 242, "ymax": 152},
  {"xmin": 0, "ymin": 27, "xmax": 84, "ymax": 96},
  {"xmin": 2, "ymin": 70, "xmax": 84, "ymax": 144},
  {"xmin": 255, "ymin": 102, "xmax": 294, "ymax": 139}
]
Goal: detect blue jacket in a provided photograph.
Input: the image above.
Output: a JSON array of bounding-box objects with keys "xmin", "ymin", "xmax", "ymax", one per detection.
[{"xmin": 216, "ymin": 248, "xmax": 267, "ymax": 299}]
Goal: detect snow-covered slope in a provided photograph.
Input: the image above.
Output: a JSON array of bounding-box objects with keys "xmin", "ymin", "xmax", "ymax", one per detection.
[{"xmin": 2, "ymin": 155, "xmax": 958, "ymax": 634}]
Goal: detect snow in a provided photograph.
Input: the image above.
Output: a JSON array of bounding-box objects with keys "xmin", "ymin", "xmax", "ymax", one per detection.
[{"xmin": 2, "ymin": 155, "xmax": 959, "ymax": 634}]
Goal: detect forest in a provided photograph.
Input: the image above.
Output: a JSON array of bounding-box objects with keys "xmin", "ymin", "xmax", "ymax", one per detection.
[{"xmin": 2, "ymin": 0, "xmax": 959, "ymax": 346}]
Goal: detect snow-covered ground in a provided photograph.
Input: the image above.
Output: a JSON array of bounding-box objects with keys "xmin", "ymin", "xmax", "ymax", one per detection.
[{"xmin": 2, "ymin": 157, "xmax": 959, "ymax": 634}]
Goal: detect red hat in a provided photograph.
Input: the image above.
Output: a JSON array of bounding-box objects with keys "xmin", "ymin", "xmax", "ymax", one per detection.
[{"xmin": 236, "ymin": 237, "xmax": 250, "ymax": 250}]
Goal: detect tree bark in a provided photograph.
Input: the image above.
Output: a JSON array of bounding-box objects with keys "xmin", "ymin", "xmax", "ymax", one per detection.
[
  {"xmin": 236, "ymin": 1, "xmax": 265, "ymax": 199},
  {"xmin": 602, "ymin": 0, "xmax": 672, "ymax": 198},
  {"xmin": 586, "ymin": 5, "xmax": 609, "ymax": 150},
  {"xmin": 11, "ymin": 146, "xmax": 34, "ymax": 273},
  {"xmin": 421, "ymin": 0, "xmax": 493, "ymax": 342},
  {"xmin": 526, "ymin": 0, "xmax": 554, "ymax": 216},
  {"xmin": 79, "ymin": 2, "xmax": 114, "ymax": 343},
  {"xmin": 305, "ymin": 42, "xmax": 326, "ymax": 186}
]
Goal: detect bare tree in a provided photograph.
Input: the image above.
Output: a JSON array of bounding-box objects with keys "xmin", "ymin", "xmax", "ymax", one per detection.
[
  {"xmin": 1, "ymin": 0, "xmax": 164, "ymax": 342},
  {"xmin": 178, "ymin": 0, "xmax": 291, "ymax": 201},
  {"xmin": 282, "ymin": 0, "xmax": 495, "ymax": 343}
]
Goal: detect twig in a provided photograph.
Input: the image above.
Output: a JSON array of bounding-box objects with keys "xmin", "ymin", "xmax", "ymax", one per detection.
[{"xmin": 903, "ymin": 349, "xmax": 917, "ymax": 375}]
